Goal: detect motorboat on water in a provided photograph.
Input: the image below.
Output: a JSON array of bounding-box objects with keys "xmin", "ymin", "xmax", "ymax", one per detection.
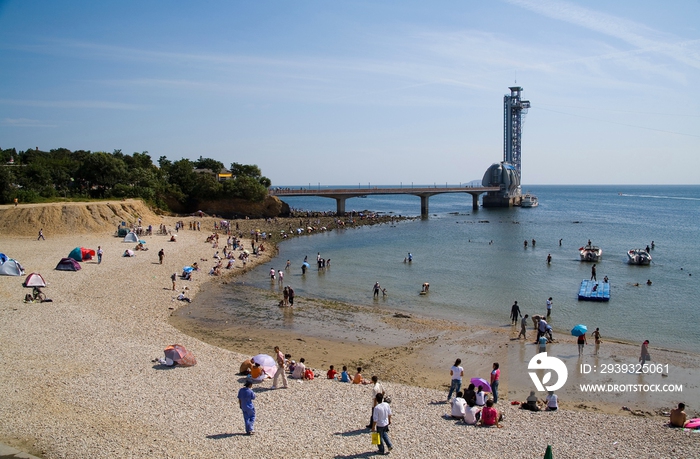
[
  {"xmin": 627, "ymin": 249, "xmax": 652, "ymax": 265},
  {"xmin": 521, "ymin": 193, "xmax": 538, "ymax": 207},
  {"xmin": 580, "ymin": 245, "xmax": 602, "ymax": 262}
]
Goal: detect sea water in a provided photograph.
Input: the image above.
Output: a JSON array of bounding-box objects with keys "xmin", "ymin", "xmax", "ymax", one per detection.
[{"xmin": 233, "ymin": 185, "xmax": 700, "ymax": 353}]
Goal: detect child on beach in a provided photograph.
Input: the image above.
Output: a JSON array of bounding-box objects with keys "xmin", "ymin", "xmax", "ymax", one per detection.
[
  {"xmin": 327, "ymin": 365, "xmax": 338, "ymax": 379},
  {"xmin": 353, "ymin": 367, "xmax": 370, "ymax": 384},
  {"xmin": 339, "ymin": 366, "xmax": 351, "ymax": 382}
]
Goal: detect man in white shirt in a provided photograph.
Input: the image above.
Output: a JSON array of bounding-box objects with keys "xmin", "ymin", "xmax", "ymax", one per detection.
[
  {"xmin": 546, "ymin": 297, "xmax": 553, "ymax": 318},
  {"xmin": 450, "ymin": 391, "xmax": 467, "ymax": 419},
  {"xmin": 366, "ymin": 376, "xmax": 385, "ymax": 429},
  {"xmin": 371, "ymin": 393, "xmax": 393, "ymax": 455}
]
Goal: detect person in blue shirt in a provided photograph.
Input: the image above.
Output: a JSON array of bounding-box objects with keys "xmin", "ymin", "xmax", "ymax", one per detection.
[
  {"xmin": 339, "ymin": 365, "xmax": 351, "ymax": 382},
  {"xmin": 237, "ymin": 381, "xmax": 256, "ymax": 435}
]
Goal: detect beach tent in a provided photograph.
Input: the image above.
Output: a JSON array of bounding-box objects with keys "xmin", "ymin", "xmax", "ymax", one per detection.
[
  {"xmin": 0, "ymin": 259, "xmax": 24, "ymax": 276},
  {"xmin": 123, "ymin": 232, "xmax": 139, "ymax": 243},
  {"xmin": 163, "ymin": 344, "xmax": 197, "ymax": 367},
  {"xmin": 55, "ymin": 258, "xmax": 81, "ymax": 271},
  {"xmin": 24, "ymin": 272, "xmax": 47, "ymax": 287},
  {"xmin": 0, "ymin": 253, "xmax": 8, "ymax": 263},
  {"xmin": 68, "ymin": 247, "xmax": 96, "ymax": 262}
]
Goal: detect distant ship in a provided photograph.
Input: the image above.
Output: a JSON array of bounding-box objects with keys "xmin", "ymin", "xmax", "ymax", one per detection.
[{"xmin": 521, "ymin": 193, "xmax": 538, "ymax": 207}]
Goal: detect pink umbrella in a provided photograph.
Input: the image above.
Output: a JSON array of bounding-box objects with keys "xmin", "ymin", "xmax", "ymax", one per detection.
[
  {"xmin": 252, "ymin": 354, "xmax": 276, "ymax": 378},
  {"xmin": 470, "ymin": 377, "xmax": 492, "ymax": 393}
]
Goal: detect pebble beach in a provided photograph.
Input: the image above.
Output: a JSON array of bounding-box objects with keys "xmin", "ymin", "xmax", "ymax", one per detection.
[{"xmin": 0, "ymin": 201, "xmax": 698, "ymax": 459}]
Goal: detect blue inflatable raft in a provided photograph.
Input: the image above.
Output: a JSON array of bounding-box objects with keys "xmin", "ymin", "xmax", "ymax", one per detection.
[{"xmin": 578, "ymin": 280, "xmax": 610, "ymax": 302}]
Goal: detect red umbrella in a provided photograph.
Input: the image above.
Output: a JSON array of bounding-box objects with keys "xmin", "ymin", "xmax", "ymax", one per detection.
[{"xmin": 164, "ymin": 344, "xmax": 197, "ymax": 366}]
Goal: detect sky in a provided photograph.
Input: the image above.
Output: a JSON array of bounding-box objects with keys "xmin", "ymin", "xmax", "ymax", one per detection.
[{"xmin": 1, "ymin": 0, "xmax": 699, "ymax": 186}]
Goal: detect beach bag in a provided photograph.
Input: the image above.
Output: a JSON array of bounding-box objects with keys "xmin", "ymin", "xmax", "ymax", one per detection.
[{"xmin": 371, "ymin": 432, "xmax": 381, "ymax": 445}]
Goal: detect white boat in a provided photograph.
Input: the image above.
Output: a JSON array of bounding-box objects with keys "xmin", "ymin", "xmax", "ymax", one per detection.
[
  {"xmin": 580, "ymin": 245, "xmax": 602, "ymax": 262},
  {"xmin": 521, "ymin": 193, "xmax": 538, "ymax": 207},
  {"xmin": 627, "ymin": 249, "xmax": 652, "ymax": 265}
]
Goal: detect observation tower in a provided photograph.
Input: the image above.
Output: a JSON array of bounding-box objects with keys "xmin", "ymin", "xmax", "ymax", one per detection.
[{"xmin": 482, "ymin": 86, "xmax": 530, "ymax": 207}]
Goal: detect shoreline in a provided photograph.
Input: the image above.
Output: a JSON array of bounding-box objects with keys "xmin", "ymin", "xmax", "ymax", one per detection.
[{"xmin": 1, "ymin": 201, "xmax": 698, "ymax": 459}]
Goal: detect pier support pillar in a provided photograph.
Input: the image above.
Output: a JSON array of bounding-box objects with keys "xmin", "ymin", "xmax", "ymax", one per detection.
[
  {"xmin": 420, "ymin": 195, "xmax": 429, "ymax": 218},
  {"xmin": 470, "ymin": 193, "xmax": 480, "ymax": 210},
  {"xmin": 335, "ymin": 197, "xmax": 346, "ymax": 216}
]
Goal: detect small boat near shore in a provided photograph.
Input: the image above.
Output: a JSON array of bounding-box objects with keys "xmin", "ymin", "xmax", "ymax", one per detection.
[
  {"xmin": 580, "ymin": 245, "xmax": 602, "ymax": 262},
  {"xmin": 521, "ymin": 193, "xmax": 538, "ymax": 207},
  {"xmin": 627, "ymin": 249, "xmax": 652, "ymax": 265}
]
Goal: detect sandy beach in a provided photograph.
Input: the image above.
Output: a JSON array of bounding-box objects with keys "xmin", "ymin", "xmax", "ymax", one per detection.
[{"xmin": 0, "ymin": 200, "xmax": 698, "ymax": 459}]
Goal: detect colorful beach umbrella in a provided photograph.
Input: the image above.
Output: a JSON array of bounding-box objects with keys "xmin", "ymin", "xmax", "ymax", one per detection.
[
  {"xmin": 571, "ymin": 324, "xmax": 588, "ymax": 336},
  {"xmin": 252, "ymin": 353, "xmax": 276, "ymax": 377}
]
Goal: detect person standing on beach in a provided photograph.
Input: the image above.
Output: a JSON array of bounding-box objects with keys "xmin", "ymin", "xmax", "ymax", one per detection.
[
  {"xmin": 171, "ymin": 273, "xmax": 177, "ymax": 291},
  {"xmin": 490, "ymin": 363, "xmax": 500, "ymax": 404},
  {"xmin": 283, "ymin": 286, "xmax": 289, "ymax": 306},
  {"xmin": 447, "ymin": 359, "xmax": 464, "ymax": 401},
  {"xmin": 371, "ymin": 393, "xmax": 393, "ymax": 455},
  {"xmin": 37, "ymin": 228, "xmax": 45, "ymax": 241},
  {"xmin": 518, "ymin": 314, "xmax": 529, "ymax": 339},
  {"xmin": 592, "ymin": 328, "xmax": 602, "ymax": 355},
  {"xmin": 237, "ymin": 380, "xmax": 256, "ymax": 435},
  {"xmin": 640, "ymin": 340, "xmax": 651, "ymax": 367},
  {"xmin": 591, "ymin": 264, "xmax": 597, "ymax": 281},
  {"xmin": 97, "ymin": 246, "xmax": 103, "ymax": 264},
  {"xmin": 272, "ymin": 346, "xmax": 288, "ymax": 389},
  {"xmin": 288, "ymin": 286, "xmax": 295, "ymax": 306},
  {"xmin": 158, "ymin": 249, "xmax": 165, "ymax": 264},
  {"xmin": 546, "ymin": 297, "xmax": 553, "ymax": 318},
  {"xmin": 510, "ymin": 301, "xmax": 521, "ymax": 324}
]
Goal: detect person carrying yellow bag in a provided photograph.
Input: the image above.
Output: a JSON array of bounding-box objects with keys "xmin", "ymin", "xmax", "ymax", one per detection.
[{"xmin": 371, "ymin": 393, "xmax": 393, "ymax": 455}]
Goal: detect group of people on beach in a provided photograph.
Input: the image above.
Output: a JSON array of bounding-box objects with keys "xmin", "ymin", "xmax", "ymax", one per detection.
[{"xmin": 447, "ymin": 359, "xmax": 505, "ymax": 428}]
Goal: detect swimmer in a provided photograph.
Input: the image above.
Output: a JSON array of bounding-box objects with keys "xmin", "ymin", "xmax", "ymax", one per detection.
[
  {"xmin": 421, "ymin": 282, "xmax": 430, "ymax": 293},
  {"xmin": 646, "ymin": 279, "xmax": 652, "ymax": 285}
]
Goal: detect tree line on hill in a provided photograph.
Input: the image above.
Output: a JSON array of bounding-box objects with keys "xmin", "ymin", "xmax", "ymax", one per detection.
[{"xmin": 0, "ymin": 147, "xmax": 271, "ymax": 211}]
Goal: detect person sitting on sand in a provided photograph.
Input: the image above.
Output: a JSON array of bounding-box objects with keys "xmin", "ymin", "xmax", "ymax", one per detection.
[
  {"xmin": 450, "ymin": 391, "xmax": 467, "ymax": 420},
  {"xmin": 670, "ymin": 403, "xmax": 690, "ymax": 428},
  {"xmin": 475, "ymin": 386, "xmax": 487, "ymax": 407},
  {"xmin": 463, "ymin": 399, "xmax": 481, "ymax": 425},
  {"xmin": 248, "ymin": 362, "xmax": 267, "ymax": 382},
  {"xmin": 239, "ymin": 357, "xmax": 254, "ymax": 376},
  {"xmin": 353, "ymin": 367, "xmax": 370, "ymax": 385},
  {"xmin": 463, "ymin": 383, "xmax": 476, "ymax": 405},
  {"xmin": 339, "ymin": 365, "xmax": 351, "ymax": 383},
  {"xmin": 177, "ymin": 291, "xmax": 191, "ymax": 303},
  {"xmin": 169, "ymin": 235, "xmax": 177, "ymax": 242},
  {"xmin": 327, "ymin": 365, "xmax": 338, "ymax": 380},
  {"xmin": 478, "ymin": 400, "xmax": 503, "ymax": 428},
  {"xmin": 545, "ymin": 391, "xmax": 559, "ymax": 411},
  {"xmin": 521, "ymin": 391, "xmax": 541, "ymax": 411},
  {"xmin": 191, "ymin": 262, "xmax": 199, "ymax": 271},
  {"xmin": 291, "ymin": 358, "xmax": 306, "ymax": 379}
]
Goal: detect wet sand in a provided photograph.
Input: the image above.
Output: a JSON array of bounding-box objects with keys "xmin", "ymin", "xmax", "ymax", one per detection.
[{"xmin": 171, "ymin": 281, "xmax": 700, "ymax": 416}]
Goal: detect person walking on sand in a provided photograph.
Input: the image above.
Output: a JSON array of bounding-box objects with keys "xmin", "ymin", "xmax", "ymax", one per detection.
[
  {"xmin": 97, "ymin": 246, "xmax": 103, "ymax": 264},
  {"xmin": 237, "ymin": 380, "xmax": 256, "ymax": 435},
  {"xmin": 366, "ymin": 375, "xmax": 386, "ymax": 428},
  {"xmin": 272, "ymin": 346, "xmax": 288, "ymax": 389},
  {"xmin": 371, "ymin": 393, "xmax": 393, "ymax": 455},
  {"xmin": 158, "ymin": 249, "xmax": 165, "ymax": 264},
  {"xmin": 37, "ymin": 228, "xmax": 45, "ymax": 241},
  {"xmin": 591, "ymin": 264, "xmax": 597, "ymax": 281},
  {"xmin": 640, "ymin": 340, "xmax": 651, "ymax": 367},
  {"xmin": 510, "ymin": 301, "xmax": 521, "ymax": 324},
  {"xmin": 447, "ymin": 358, "xmax": 464, "ymax": 401},
  {"xmin": 577, "ymin": 332, "xmax": 587, "ymax": 356},
  {"xmin": 518, "ymin": 314, "xmax": 529, "ymax": 339},
  {"xmin": 171, "ymin": 273, "xmax": 177, "ymax": 291},
  {"xmin": 546, "ymin": 297, "xmax": 553, "ymax": 318},
  {"xmin": 592, "ymin": 328, "xmax": 602, "ymax": 355}
]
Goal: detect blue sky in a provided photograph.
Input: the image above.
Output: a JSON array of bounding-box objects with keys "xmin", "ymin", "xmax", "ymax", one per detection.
[{"xmin": 1, "ymin": 0, "xmax": 699, "ymax": 185}]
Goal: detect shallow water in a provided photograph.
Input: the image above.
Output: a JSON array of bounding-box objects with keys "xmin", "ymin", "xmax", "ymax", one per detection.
[{"xmin": 232, "ymin": 185, "xmax": 700, "ymax": 353}]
